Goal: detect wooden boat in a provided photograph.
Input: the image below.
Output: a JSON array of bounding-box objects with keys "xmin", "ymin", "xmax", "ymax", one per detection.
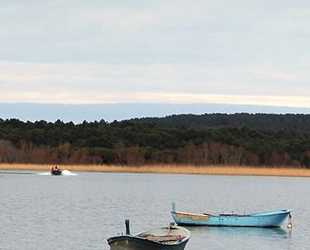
[
  {"xmin": 171, "ymin": 203, "xmax": 291, "ymax": 228},
  {"xmin": 107, "ymin": 220, "xmax": 190, "ymax": 250}
]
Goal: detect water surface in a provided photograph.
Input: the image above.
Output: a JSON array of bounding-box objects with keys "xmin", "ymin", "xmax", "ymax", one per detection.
[{"xmin": 0, "ymin": 171, "xmax": 308, "ymax": 249}]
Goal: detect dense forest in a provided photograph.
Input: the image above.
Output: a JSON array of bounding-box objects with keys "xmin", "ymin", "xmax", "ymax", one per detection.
[
  {"xmin": 130, "ymin": 113, "xmax": 310, "ymax": 132},
  {"xmin": 0, "ymin": 114, "xmax": 309, "ymax": 167}
]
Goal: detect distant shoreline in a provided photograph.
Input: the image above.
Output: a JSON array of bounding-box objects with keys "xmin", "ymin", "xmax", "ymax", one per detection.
[{"xmin": 1, "ymin": 164, "xmax": 310, "ymax": 177}]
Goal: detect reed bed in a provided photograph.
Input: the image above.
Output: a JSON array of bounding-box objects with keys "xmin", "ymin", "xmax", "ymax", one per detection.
[{"xmin": 1, "ymin": 163, "xmax": 310, "ymax": 177}]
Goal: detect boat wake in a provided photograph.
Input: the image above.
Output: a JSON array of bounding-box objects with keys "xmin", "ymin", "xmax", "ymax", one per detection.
[
  {"xmin": 37, "ymin": 172, "xmax": 51, "ymax": 176},
  {"xmin": 61, "ymin": 170, "xmax": 78, "ymax": 176},
  {"xmin": 37, "ymin": 170, "xmax": 78, "ymax": 176}
]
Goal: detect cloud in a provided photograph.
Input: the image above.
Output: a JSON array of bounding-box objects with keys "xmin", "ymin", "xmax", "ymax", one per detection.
[
  {"xmin": 0, "ymin": 60, "xmax": 308, "ymax": 107},
  {"xmin": 0, "ymin": 0, "xmax": 308, "ymax": 111},
  {"xmin": 1, "ymin": 0, "xmax": 308, "ymax": 63}
]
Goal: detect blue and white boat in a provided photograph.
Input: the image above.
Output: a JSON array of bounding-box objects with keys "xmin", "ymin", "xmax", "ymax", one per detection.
[{"xmin": 171, "ymin": 203, "xmax": 291, "ymax": 228}]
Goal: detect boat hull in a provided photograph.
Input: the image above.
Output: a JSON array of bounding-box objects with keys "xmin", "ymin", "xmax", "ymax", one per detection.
[
  {"xmin": 51, "ymin": 169, "xmax": 62, "ymax": 175},
  {"xmin": 108, "ymin": 225, "xmax": 190, "ymax": 250},
  {"xmin": 108, "ymin": 235, "xmax": 189, "ymax": 250},
  {"xmin": 171, "ymin": 210, "xmax": 291, "ymax": 227}
]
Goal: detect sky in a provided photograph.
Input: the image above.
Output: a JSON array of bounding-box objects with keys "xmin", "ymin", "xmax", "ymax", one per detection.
[{"xmin": 0, "ymin": 0, "xmax": 309, "ymax": 119}]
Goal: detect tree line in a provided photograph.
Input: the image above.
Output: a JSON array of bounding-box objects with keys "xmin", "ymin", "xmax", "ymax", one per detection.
[
  {"xmin": 130, "ymin": 113, "xmax": 310, "ymax": 132},
  {"xmin": 0, "ymin": 114, "xmax": 309, "ymax": 167}
]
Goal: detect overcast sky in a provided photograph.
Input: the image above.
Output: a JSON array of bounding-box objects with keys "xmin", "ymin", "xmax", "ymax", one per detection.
[{"xmin": 0, "ymin": 0, "xmax": 309, "ymax": 110}]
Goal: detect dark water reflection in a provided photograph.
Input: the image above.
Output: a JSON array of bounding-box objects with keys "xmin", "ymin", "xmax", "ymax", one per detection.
[
  {"xmin": 187, "ymin": 225, "xmax": 289, "ymax": 238},
  {"xmin": 0, "ymin": 171, "xmax": 307, "ymax": 250}
]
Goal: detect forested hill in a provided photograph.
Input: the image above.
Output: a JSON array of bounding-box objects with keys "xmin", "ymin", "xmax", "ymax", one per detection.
[
  {"xmin": 0, "ymin": 113, "xmax": 310, "ymax": 168},
  {"xmin": 128, "ymin": 113, "xmax": 310, "ymax": 132}
]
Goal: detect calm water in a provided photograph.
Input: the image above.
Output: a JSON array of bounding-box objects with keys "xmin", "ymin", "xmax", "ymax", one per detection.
[{"xmin": 0, "ymin": 171, "xmax": 309, "ymax": 250}]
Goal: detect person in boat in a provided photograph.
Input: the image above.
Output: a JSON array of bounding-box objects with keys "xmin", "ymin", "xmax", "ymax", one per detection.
[{"xmin": 51, "ymin": 165, "xmax": 59, "ymax": 172}]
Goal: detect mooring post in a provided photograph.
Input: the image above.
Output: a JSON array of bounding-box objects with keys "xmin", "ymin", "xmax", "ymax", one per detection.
[{"xmin": 125, "ymin": 219, "xmax": 130, "ymax": 235}]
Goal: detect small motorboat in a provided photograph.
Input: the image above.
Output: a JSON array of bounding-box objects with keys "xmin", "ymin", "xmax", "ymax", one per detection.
[
  {"xmin": 171, "ymin": 203, "xmax": 291, "ymax": 228},
  {"xmin": 51, "ymin": 166, "xmax": 62, "ymax": 176},
  {"xmin": 107, "ymin": 220, "xmax": 191, "ymax": 250}
]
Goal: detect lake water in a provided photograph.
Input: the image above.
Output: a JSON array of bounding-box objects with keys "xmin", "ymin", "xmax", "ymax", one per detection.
[{"xmin": 0, "ymin": 171, "xmax": 309, "ymax": 249}]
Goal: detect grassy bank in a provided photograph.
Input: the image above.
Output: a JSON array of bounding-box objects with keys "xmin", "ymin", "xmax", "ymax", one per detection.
[{"xmin": 1, "ymin": 163, "xmax": 310, "ymax": 177}]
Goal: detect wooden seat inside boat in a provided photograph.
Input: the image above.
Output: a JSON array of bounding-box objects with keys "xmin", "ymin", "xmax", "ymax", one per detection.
[{"xmin": 140, "ymin": 234, "xmax": 185, "ymax": 244}]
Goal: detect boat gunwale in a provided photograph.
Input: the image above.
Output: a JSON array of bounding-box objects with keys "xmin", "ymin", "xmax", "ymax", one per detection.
[{"xmin": 172, "ymin": 209, "xmax": 291, "ymax": 218}]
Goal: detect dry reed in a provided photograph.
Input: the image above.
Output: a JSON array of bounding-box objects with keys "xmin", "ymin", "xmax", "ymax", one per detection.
[{"xmin": 1, "ymin": 163, "xmax": 310, "ymax": 177}]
